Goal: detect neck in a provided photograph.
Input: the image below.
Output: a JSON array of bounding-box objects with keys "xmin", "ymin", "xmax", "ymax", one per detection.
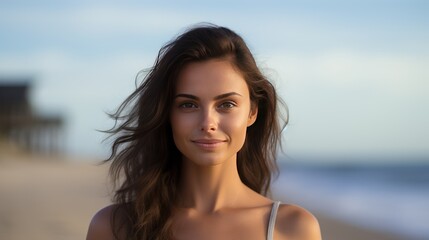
[{"xmin": 177, "ymin": 156, "xmax": 246, "ymax": 213}]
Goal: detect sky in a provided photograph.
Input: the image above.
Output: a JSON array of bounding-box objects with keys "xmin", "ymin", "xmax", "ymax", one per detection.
[{"xmin": 1, "ymin": 0, "xmax": 428, "ymax": 163}]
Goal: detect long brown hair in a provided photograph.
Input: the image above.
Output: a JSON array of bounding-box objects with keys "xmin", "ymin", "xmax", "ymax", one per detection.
[{"xmin": 105, "ymin": 24, "xmax": 286, "ymax": 240}]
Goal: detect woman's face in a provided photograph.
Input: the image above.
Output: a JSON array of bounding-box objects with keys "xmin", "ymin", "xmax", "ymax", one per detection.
[{"xmin": 170, "ymin": 59, "xmax": 257, "ymax": 167}]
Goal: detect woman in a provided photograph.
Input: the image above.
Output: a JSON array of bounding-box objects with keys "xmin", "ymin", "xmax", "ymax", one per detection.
[{"xmin": 87, "ymin": 24, "xmax": 321, "ymax": 240}]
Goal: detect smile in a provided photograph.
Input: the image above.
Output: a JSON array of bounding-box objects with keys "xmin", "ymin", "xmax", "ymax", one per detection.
[{"xmin": 191, "ymin": 139, "xmax": 226, "ymax": 149}]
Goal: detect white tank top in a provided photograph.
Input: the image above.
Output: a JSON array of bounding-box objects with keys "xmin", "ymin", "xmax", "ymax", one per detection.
[{"xmin": 267, "ymin": 201, "xmax": 281, "ymax": 240}]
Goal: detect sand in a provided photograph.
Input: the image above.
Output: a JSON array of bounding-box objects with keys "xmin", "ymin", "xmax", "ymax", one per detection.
[
  {"xmin": 0, "ymin": 154, "xmax": 111, "ymax": 240},
  {"xmin": 0, "ymin": 153, "xmax": 407, "ymax": 240}
]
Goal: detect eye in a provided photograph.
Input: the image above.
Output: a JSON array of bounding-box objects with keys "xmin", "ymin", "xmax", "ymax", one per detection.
[
  {"xmin": 218, "ymin": 101, "xmax": 236, "ymax": 109},
  {"xmin": 179, "ymin": 102, "xmax": 198, "ymax": 109}
]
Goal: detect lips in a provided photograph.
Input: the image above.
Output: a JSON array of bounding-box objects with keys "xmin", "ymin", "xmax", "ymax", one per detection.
[{"xmin": 191, "ymin": 139, "xmax": 226, "ymax": 149}]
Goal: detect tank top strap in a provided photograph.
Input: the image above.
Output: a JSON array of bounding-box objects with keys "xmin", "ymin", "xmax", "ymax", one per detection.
[{"xmin": 267, "ymin": 201, "xmax": 281, "ymax": 240}]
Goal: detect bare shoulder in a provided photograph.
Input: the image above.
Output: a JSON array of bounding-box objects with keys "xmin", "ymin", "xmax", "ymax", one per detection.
[
  {"xmin": 275, "ymin": 203, "xmax": 322, "ymax": 240},
  {"xmin": 86, "ymin": 205, "xmax": 118, "ymax": 240}
]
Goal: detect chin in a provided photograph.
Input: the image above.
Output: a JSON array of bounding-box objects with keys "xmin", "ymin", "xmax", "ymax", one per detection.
[{"xmin": 182, "ymin": 154, "xmax": 233, "ymax": 167}]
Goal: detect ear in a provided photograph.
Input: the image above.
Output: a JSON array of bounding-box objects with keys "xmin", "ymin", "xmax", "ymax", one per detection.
[{"xmin": 247, "ymin": 104, "xmax": 258, "ymax": 127}]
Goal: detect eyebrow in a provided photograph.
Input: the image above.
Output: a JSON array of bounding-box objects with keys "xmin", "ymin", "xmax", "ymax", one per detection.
[{"xmin": 174, "ymin": 92, "xmax": 243, "ymax": 100}]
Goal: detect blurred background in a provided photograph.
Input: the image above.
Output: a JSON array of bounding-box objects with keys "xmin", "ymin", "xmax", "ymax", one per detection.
[{"xmin": 0, "ymin": 0, "xmax": 428, "ymax": 239}]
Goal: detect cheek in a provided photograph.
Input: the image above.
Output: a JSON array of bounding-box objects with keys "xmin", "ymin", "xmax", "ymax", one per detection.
[
  {"xmin": 224, "ymin": 112, "xmax": 250, "ymax": 142},
  {"xmin": 170, "ymin": 112, "xmax": 194, "ymax": 139},
  {"xmin": 170, "ymin": 115, "xmax": 187, "ymax": 154}
]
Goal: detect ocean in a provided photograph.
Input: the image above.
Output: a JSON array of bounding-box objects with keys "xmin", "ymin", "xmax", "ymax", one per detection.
[{"xmin": 272, "ymin": 161, "xmax": 429, "ymax": 240}]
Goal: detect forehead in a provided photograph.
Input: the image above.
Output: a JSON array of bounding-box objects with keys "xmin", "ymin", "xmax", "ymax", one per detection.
[{"xmin": 175, "ymin": 59, "xmax": 249, "ymax": 97}]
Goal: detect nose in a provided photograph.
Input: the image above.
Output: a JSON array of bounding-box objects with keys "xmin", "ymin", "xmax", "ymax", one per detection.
[{"xmin": 200, "ymin": 108, "xmax": 217, "ymax": 132}]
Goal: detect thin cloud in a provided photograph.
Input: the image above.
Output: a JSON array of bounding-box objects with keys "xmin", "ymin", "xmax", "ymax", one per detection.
[{"xmin": 0, "ymin": 5, "xmax": 199, "ymax": 37}]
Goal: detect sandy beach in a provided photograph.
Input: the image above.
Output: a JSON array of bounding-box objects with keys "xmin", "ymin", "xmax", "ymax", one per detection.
[
  {"xmin": 0, "ymin": 153, "xmax": 110, "ymax": 240},
  {"xmin": 0, "ymin": 154, "xmax": 405, "ymax": 240}
]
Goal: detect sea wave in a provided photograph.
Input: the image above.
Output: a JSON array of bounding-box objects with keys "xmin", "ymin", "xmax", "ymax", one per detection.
[{"xmin": 272, "ymin": 162, "xmax": 429, "ymax": 240}]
